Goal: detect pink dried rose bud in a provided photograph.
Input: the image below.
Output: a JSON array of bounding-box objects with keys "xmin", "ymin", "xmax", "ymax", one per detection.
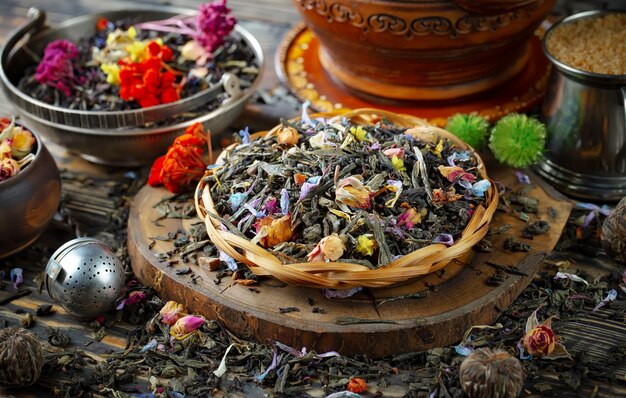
[{"xmin": 169, "ymin": 315, "xmax": 205, "ymax": 339}]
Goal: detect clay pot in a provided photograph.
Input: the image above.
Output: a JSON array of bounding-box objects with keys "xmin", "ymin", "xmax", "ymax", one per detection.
[
  {"xmin": 0, "ymin": 123, "xmax": 60, "ymax": 258},
  {"xmin": 292, "ymin": 0, "xmax": 555, "ymax": 100}
]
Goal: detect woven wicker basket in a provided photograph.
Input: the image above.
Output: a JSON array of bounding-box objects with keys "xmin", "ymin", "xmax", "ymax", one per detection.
[{"xmin": 195, "ymin": 108, "xmax": 499, "ymax": 289}]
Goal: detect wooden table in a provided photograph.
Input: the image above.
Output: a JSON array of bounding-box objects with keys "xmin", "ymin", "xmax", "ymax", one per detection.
[{"xmin": 0, "ymin": 1, "xmax": 625, "ymax": 397}]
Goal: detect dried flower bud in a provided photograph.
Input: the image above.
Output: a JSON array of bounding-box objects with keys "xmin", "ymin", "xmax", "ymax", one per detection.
[
  {"xmin": 601, "ymin": 197, "xmax": 626, "ymax": 263},
  {"xmin": 459, "ymin": 348, "xmax": 524, "ymax": 398},
  {"xmin": 0, "ymin": 158, "xmax": 20, "ymax": 182},
  {"xmin": 522, "ymin": 324, "xmax": 556, "ymax": 356},
  {"xmin": 0, "ymin": 327, "xmax": 44, "ymax": 387},
  {"xmin": 170, "ymin": 315, "xmax": 205, "ymax": 340},
  {"xmin": 347, "ymin": 377, "xmax": 367, "ymax": 393},
  {"xmin": 160, "ymin": 301, "xmax": 187, "ymax": 326},
  {"xmin": 308, "ymin": 234, "xmax": 345, "ymax": 262},
  {"xmin": 277, "ymin": 126, "xmax": 299, "ymax": 147},
  {"xmin": 255, "ymin": 214, "xmax": 294, "ymax": 248},
  {"xmin": 335, "ymin": 175, "xmax": 373, "ymax": 209}
]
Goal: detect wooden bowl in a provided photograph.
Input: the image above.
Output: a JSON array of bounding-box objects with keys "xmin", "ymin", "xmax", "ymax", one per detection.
[
  {"xmin": 292, "ymin": 0, "xmax": 555, "ymax": 100},
  {"xmin": 0, "ymin": 122, "xmax": 61, "ymax": 258}
]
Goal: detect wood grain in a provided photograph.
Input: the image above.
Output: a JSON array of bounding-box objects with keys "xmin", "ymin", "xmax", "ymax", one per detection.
[{"xmin": 128, "ymin": 166, "xmax": 573, "ymax": 357}]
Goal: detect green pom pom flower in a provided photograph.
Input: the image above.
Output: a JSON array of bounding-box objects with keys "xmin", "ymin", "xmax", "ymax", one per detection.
[
  {"xmin": 489, "ymin": 113, "xmax": 546, "ymax": 168},
  {"xmin": 445, "ymin": 113, "xmax": 490, "ymax": 149}
]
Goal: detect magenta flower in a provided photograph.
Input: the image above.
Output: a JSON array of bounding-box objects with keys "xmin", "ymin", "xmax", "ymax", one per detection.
[
  {"xmin": 196, "ymin": 0, "xmax": 236, "ymax": 52},
  {"xmin": 35, "ymin": 39, "xmax": 79, "ymax": 96},
  {"xmin": 116, "ymin": 290, "xmax": 146, "ymax": 309}
]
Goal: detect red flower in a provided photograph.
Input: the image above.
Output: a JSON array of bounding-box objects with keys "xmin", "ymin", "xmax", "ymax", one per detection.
[
  {"xmin": 147, "ymin": 123, "xmax": 209, "ymax": 193},
  {"xmin": 117, "ymin": 42, "xmax": 182, "ymax": 108},
  {"xmin": 96, "ymin": 18, "xmax": 109, "ymax": 31},
  {"xmin": 148, "ymin": 156, "xmax": 165, "ymax": 186},
  {"xmin": 347, "ymin": 377, "xmax": 367, "ymax": 393}
]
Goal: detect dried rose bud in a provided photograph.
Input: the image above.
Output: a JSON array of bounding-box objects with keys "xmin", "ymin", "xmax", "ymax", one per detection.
[
  {"xmin": 601, "ymin": 197, "xmax": 626, "ymax": 263},
  {"xmin": 169, "ymin": 315, "xmax": 205, "ymax": 340},
  {"xmin": 522, "ymin": 324, "xmax": 556, "ymax": 356},
  {"xmin": 11, "ymin": 128, "xmax": 35, "ymax": 159},
  {"xmin": 0, "ymin": 158, "xmax": 20, "ymax": 181},
  {"xmin": 460, "ymin": 348, "xmax": 524, "ymax": 398},
  {"xmin": 307, "ymin": 234, "xmax": 345, "ymax": 262},
  {"xmin": 277, "ymin": 126, "xmax": 299, "ymax": 147},
  {"xmin": 159, "ymin": 301, "xmax": 187, "ymax": 325}
]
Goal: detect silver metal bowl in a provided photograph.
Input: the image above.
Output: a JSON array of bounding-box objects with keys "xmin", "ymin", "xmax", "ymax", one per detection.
[
  {"xmin": 0, "ymin": 7, "xmax": 264, "ymax": 166},
  {"xmin": 0, "ymin": 119, "xmax": 61, "ymax": 258}
]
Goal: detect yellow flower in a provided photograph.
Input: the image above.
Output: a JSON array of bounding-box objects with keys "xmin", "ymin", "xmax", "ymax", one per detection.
[
  {"xmin": 11, "ymin": 128, "xmax": 35, "ymax": 159},
  {"xmin": 127, "ymin": 26, "xmax": 137, "ymax": 40},
  {"xmin": 391, "ymin": 155, "xmax": 406, "ymax": 172},
  {"xmin": 349, "ymin": 126, "xmax": 368, "ymax": 142},
  {"xmin": 255, "ymin": 214, "xmax": 294, "ymax": 248},
  {"xmin": 307, "ymin": 234, "xmax": 345, "ymax": 262},
  {"xmin": 356, "ymin": 235, "xmax": 377, "ymax": 256},
  {"xmin": 101, "ymin": 63, "xmax": 120, "ymax": 85},
  {"xmin": 126, "ymin": 41, "xmax": 149, "ymax": 62},
  {"xmin": 431, "ymin": 140, "xmax": 445, "ymax": 158}
]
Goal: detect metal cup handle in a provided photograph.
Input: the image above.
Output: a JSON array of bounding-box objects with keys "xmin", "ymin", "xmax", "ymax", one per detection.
[{"xmin": 0, "ymin": 8, "xmax": 47, "ymax": 77}]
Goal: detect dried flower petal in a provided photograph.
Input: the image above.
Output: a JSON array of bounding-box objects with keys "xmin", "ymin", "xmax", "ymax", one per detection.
[
  {"xmin": 35, "ymin": 39, "xmax": 79, "ymax": 96},
  {"xmin": 592, "ymin": 289, "xmax": 617, "ymax": 312},
  {"xmin": 170, "ymin": 315, "xmax": 205, "ymax": 340},
  {"xmin": 438, "ymin": 165, "xmax": 476, "ymax": 183},
  {"xmin": 0, "ymin": 158, "xmax": 20, "ymax": 182},
  {"xmin": 160, "ymin": 301, "xmax": 187, "ymax": 325},
  {"xmin": 355, "ymin": 235, "xmax": 377, "ymax": 256},
  {"xmin": 554, "ymin": 272, "xmax": 589, "ymax": 286},
  {"xmin": 300, "ymin": 176, "xmax": 322, "ymax": 200},
  {"xmin": 383, "ymin": 147, "xmax": 405, "ymax": 158},
  {"xmin": 10, "ymin": 268, "xmax": 23, "ymax": 289},
  {"xmin": 196, "ymin": 0, "xmax": 236, "ymax": 53},
  {"xmin": 391, "ymin": 155, "xmax": 406, "ymax": 172},
  {"xmin": 280, "ymin": 189, "xmax": 290, "ymax": 215},
  {"xmin": 347, "ymin": 377, "xmax": 367, "ymax": 393},
  {"xmin": 459, "ymin": 179, "xmax": 491, "ymax": 197},
  {"xmin": 349, "ymin": 126, "xmax": 368, "ymax": 143},
  {"xmin": 433, "ymin": 233, "xmax": 454, "ymax": 246},
  {"xmin": 308, "ymin": 234, "xmax": 345, "ymax": 262},
  {"xmin": 255, "ymin": 214, "xmax": 294, "ymax": 248},
  {"xmin": 397, "ymin": 208, "xmax": 422, "ymax": 229},
  {"xmin": 335, "ymin": 176, "xmax": 373, "ymax": 209}
]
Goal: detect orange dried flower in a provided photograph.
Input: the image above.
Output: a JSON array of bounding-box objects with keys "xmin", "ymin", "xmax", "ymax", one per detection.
[
  {"xmin": 255, "ymin": 214, "xmax": 294, "ymax": 248},
  {"xmin": 147, "ymin": 122, "xmax": 209, "ymax": 193},
  {"xmin": 347, "ymin": 377, "xmax": 367, "ymax": 393}
]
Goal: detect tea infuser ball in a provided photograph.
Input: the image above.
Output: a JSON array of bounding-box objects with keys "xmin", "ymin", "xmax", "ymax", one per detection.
[{"xmin": 45, "ymin": 237, "xmax": 126, "ymax": 318}]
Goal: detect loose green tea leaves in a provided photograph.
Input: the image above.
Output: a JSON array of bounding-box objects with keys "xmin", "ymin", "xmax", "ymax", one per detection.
[{"xmin": 204, "ymin": 115, "xmax": 490, "ymax": 270}]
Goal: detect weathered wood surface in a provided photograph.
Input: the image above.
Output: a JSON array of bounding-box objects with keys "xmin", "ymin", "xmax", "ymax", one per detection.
[{"xmin": 128, "ymin": 165, "xmax": 572, "ymax": 358}]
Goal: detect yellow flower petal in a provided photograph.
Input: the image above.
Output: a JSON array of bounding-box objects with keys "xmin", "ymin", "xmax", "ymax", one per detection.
[
  {"xmin": 391, "ymin": 155, "xmax": 406, "ymax": 172},
  {"xmin": 356, "ymin": 235, "xmax": 377, "ymax": 256}
]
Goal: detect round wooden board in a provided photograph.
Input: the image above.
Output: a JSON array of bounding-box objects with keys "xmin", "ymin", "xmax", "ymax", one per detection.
[{"xmin": 129, "ymin": 167, "xmax": 572, "ymax": 357}]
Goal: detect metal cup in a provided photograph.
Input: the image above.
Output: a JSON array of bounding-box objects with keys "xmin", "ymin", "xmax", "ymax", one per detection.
[{"xmin": 535, "ymin": 10, "xmax": 626, "ymax": 201}]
